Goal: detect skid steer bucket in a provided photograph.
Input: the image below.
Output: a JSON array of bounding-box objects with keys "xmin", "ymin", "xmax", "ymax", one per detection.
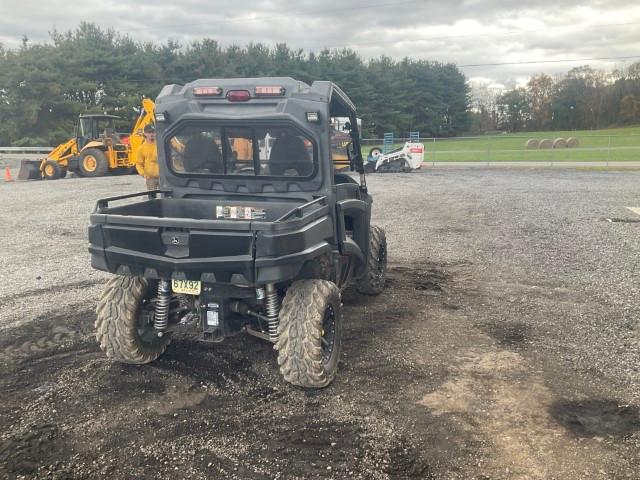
[{"xmin": 17, "ymin": 159, "xmax": 42, "ymax": 180}]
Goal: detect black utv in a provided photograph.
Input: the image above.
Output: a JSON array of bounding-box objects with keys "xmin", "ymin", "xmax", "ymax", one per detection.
[{"xmin": 89, "ymin": 78, "xmax": 387, "ymax": 388}]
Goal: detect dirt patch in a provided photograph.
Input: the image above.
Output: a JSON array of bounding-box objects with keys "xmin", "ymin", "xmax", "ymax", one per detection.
[
  {"xmin": 549, "ymin": 399, "xmax": 640, "ymax": 438},
  {"xmin": 0, "ymin": 264, "xmax": 455, "ymax": 479},
  {"xmin": 483, "ymin": 321, "xmax": 531, "ymax": 346},
  {"xmin": 0, "ymin": 424, "xmax": 67, "ymax": 477},
  {"xmin": 387, "ymin": 264, "xmax": 448, "ymax": 292},
  {"xmin": 0, "ymin": 307, "xmax": 96, "ymax": 364},
  {"xmin": 0, "ymin": 259, "xmax": 638, "ymax": 479},
  {"xmin": 416, "ymin": 345, "xmax": 637, "ymax": 479},
  {"xmin": 0, "ymin": 280, "xmax": 103, "ymax": 305}
]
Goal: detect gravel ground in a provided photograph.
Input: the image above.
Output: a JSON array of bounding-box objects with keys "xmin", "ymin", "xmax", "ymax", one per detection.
[{"xmin": 1, "ymin": 168, "xmax": 639, "ymax": 479}]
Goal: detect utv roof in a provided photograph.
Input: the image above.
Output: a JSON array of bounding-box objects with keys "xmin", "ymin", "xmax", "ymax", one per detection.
[{"xmin": 156, "ymin": 77, "xmax": 356, "ymax": 114}]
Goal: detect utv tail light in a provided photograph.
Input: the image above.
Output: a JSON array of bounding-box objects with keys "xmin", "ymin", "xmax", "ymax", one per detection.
[
  {"xmin": 255, "ymin": 86, "xmax": 285, "ymax": 96},
  {"xmin": 193, "ymin": 86, "xmax": 222, "ymax": 96},
  {"xmin": 226, "ymin": 90, "xmax": 251, "ymax": 102}
]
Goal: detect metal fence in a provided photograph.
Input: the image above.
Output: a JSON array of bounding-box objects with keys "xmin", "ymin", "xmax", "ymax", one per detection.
[
  {"xmin": 361, "ymin": 134, "xmax": 640, "ymax": 165},
  {"xmin": 2, "ymin": 134, "xmax": 640, "ymax": 166},
  {"xmin": 0, "ymin": 147, "xmax": 53, "ymax": 154}
]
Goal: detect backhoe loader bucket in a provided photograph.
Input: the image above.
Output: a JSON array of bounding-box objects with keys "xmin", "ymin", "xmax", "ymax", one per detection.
[{"xmin": 17, "ymin": 159, "xmax": 42, "ymax": 180}]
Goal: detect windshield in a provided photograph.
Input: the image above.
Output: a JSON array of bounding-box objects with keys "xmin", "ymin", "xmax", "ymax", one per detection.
[
  {"xmin": 78, "ymin": 117, "xmax": 117, "ymax": 139},
  {"xmin": 167, "ymin": 124, "xmax": 316, "ymax": 178}
]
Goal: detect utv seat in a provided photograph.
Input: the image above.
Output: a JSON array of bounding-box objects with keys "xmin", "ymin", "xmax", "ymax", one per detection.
[
  {"xmin": 269, "ymin": 136, "xmax": 312, "ymax": 176},
  {"xmin": 104, "ymin": 128, "xmax": 121, "ymax": 146},
  {"xmin": 183, "ymin": 135, "xmax": 224, "ymax": 173}
]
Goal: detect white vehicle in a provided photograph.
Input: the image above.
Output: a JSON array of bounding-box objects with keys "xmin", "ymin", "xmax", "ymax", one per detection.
[{"xmin": 365, "ymin": 142, "xmax": 425, "ymax": 172}]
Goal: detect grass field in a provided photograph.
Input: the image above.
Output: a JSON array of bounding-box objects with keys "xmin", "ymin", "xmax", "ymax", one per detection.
[{"xmin": 363, "ymin": 125, "xmax": 640, "ymax": 162}]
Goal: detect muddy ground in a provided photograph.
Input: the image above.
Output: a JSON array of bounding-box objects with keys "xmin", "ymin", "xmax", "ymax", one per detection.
[{"xmin": 1, "ymin": 169, "xmax": 639, "ymax": 479}]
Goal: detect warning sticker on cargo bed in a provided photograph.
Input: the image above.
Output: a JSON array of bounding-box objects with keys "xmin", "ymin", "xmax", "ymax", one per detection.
[{"xmin": 216, "ymin": 205, "xmax": 266, "ymax": 220}]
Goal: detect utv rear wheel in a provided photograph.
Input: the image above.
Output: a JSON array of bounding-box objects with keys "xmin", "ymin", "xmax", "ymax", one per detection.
[
  {"xmin": 276, "ymin": 280, "xmax": 343, "ymax": 388},
  {"xmin": 79, "ymin": 148, "xmax": 109, "ymax": 177},
  {"xmin": 356, "ymin": 225, "xmax": 387, "ymax": 295},
  {"xmin": 95, "ymin": 275, "xmax": 170, "ymax": 364}
]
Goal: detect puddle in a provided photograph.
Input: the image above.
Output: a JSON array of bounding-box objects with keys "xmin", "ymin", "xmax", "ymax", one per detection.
[
  {"xmin": 484, "ymin": 321, "xmax": 530, "ymax": 346},
  {"xmin": 549, "ymin": 399, "xmax": 640, "ymax": 438}
]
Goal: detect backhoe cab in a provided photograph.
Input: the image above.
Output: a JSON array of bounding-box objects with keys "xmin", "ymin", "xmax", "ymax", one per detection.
[
  {"xmin": 89, "ymin": 78, "xmax": 387, "ymax": 388},
  {"xmin": 68, "ymin": 114, "xmax": 131, "ymax": 177}
]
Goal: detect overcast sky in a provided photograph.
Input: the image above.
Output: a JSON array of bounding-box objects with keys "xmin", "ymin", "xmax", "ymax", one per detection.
[{"xmin": 1, "ymin": 0, "xmax": 639, "ymax": 88}]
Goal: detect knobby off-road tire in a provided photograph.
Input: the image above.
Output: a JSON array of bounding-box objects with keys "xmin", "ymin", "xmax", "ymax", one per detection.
[
  {"xmin": 276, "ymin": 280, "xmax": 343, "ymax": 388},
  {"xmin": 356, "ymin": 225, "xmax": 387, "ymax": 295},
  {"xmin": 95, "ymin": 275, "xmax": 170, "ymax": 364}
]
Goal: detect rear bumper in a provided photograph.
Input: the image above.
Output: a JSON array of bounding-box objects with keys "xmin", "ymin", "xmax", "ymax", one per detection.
[{"xmin": 89, "ymin": 210, "xmax": 334, "ymax": 285}]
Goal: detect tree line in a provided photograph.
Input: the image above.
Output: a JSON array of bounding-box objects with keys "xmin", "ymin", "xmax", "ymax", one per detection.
[
  {"xmin": 470, "ymin": 63, "xmax": 640, "ymax": 133},
  {"xmin": 0, "ymin": 22, "xmax": 471, "ymax": 146}
]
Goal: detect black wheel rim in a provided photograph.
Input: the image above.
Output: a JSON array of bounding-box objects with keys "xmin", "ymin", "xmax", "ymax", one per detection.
[{"xmin": 321, "ymin": 305, "xmax": 336, "ymax": 364}]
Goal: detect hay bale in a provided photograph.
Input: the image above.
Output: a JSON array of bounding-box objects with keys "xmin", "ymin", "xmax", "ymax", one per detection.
[
  {"xmin": 552, "ymin": 138, "xmax": 567, "ymax": 149},
  {"xmin": 525, "ymin": 138, "xmax": 539, "ymax": 149},
  {"xmin": 566, "ymin": 137, "xmax": 579, "ymax": 148},
  {"xmin": 539, "ymin": 138, "xmax": 553, "ymax": 149}
]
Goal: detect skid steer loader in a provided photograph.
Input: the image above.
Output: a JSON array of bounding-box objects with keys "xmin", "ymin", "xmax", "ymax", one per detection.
[
  {"xmin": 19, "ymin": 98, "xmax": 155, "ymax": 180},
  {"xmin": 365, "ymin": 141, "xmax": 425, "ymax": 173}
]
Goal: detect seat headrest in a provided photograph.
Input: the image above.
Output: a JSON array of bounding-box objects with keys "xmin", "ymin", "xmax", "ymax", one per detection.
[
  {"xmin": 183, "ymin": 135, "xmax": 223, "ymax": 173},
  {"xmin": 269, "ymin": 136, "xmax": 311, "ymax": 176}
]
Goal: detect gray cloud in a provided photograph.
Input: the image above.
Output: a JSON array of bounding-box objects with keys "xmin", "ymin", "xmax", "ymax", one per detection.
[{"xmin": 0, "ymin": 0, "xmax": 639, "ymax": 86}]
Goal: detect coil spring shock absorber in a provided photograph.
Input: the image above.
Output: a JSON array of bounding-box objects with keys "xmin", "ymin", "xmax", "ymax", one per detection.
[
  {"xmin": 154, "ymin": 279, "xmax": 171, "ymax": 336},
  {"xmin": 264, "ymin": 283, "xmax": 280, "ymax": 341}
]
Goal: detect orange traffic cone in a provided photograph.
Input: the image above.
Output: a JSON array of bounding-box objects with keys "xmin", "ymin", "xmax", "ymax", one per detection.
[{"xmin": 4, "ymin": 167, "xmax": 14, "ymax": 182}]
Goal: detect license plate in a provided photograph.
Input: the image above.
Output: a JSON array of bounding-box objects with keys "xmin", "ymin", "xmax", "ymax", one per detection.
[{"xmin": 171, "ymin": 279, "xmax": 201, "ymax": 295}]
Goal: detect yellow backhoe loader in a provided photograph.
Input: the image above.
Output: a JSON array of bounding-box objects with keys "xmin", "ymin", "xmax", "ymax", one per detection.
[{"xmin": 19, "ymin": 98, "xmax": 155, "ymax": 180}]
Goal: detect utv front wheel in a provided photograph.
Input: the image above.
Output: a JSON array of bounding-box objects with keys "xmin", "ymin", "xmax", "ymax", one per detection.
[
  {"xmin": 95, "ymin": 275, "xmax": 171, "ymax": 364},
  {"xmin": 276, "ymin": 280, "xmax": 343, "ymax": 388},
  {"xmin": 356, "ymin": 225, "xmax": 387, "ymax": 295}
]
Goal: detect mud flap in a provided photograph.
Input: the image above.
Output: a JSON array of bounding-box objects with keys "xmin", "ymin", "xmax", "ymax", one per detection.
[{"xmin": 17, "ymin": 159, "xmax": 42, "ymax": 180}]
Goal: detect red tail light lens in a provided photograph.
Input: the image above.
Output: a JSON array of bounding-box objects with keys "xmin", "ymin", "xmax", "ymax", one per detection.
[
  {"xmin": 226, "ymin": 90, "xmax": 251, "ymax": 102},
  {"xmin": 193, "ymin": 86, "xmax": 222, "ymax": 96},
  {"xmin": 255, "ymin": 86, "xmax": 285, "ymax": 96}
]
